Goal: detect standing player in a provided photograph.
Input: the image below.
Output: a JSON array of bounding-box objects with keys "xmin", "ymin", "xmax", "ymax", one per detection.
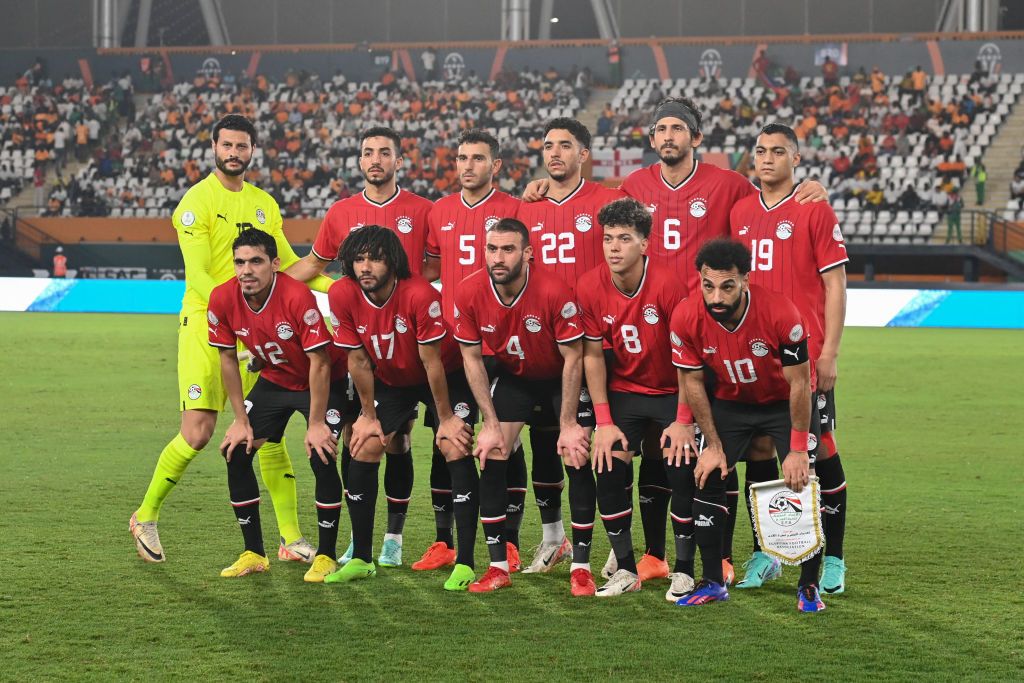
[
  {"xmin": 577, "ymin": 198, "xmax": 694, "ymax": 597},
  {"xmin": 419, "ymin": 129, "xmax": 529, "ymax": 572},
  {"xmin": 514, "ymin": 117, "xmax": 625, "ymax": 573},
  {"xmin": 207, "ymin": 229, "xmax": 345, "ymax": 581},
  {"xmin": 728, "ymin": 123, "xmax": 849, "ymax": 595},
  {"xmin": 453, "ymin": 218, "xmax": 593, "ymax": 594},
  {"xmin": 670, "ymin": 238, "xmax": 826, "ymax": 612},
  {"xmin": 288, "ymin": 126, "xmax": 433, "ymax": 569},
  {"xmin": 325, "ymin": 227, "xmax": 480, "ymax": 591},
  {"xmin": 130, "ymin": 114, "xmax": 332, "ymax": 565}
]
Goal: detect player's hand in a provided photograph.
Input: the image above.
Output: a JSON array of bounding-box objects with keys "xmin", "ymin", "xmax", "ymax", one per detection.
[
  {"xmin": 521, "ymin": 178, "xmax": 550, "ymax": 202},
  {"xmin": 473, "ymin": 422, "xmax": 507, "ymax": 469},
  {"xmin": 794, "ymin": 179, "xmax": 829, "ymax": 204},
  {"xmin": 816, "ymin": 354, "xmax": 838, "ymax": 392},
  {"xmin": 558, "ymin": 422, "xmax": 591, "ymax": 469},
  {"xmin": 350, "ymin": 414, "xmax": 387, "ymax": 456},
  {"xmin": 592, "ymin": 424, "xmax": 626, "ymax": 474},
  {"xmin": 694, "ymin": 443, "xmax": 728, "ymax": 489},
  {"xmin": 661, "ymin": 421, "xmax": 698, "ymax": 467},
  {"xmin": 305, "ymin": 421, "xmax": 339, "ymax": 465},
  {"xmin": 220, "ymin": 418, "xmax": 254, "ymax": 461},
  {"xmin": 436, "ymin": 414, "xmax": 473, "ymax": 455},
  {"xmin": 782, "ymin": 450, "xmax": 810, "ymax": 492},
  {"xmin": 243, "ymin": 351, "xmax": 265, "ymax": 373}
]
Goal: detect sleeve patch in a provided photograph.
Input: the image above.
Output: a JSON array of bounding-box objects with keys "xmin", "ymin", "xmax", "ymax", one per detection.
[
  {"xmin": 789, "ymin": 323, "xmax": 804, "ymax": 342},
  {"xmin": 303, "ymin": 308, "xmax": 321, "ymax": 325},
  {"xmin": 181, "ymin": 211, "xmax": 196, "ymax": 227}
]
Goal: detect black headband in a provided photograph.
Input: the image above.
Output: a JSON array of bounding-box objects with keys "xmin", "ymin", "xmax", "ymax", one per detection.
[{"xmin": 651, "ymin": 101, "xmax": 699, "ymax": 134}]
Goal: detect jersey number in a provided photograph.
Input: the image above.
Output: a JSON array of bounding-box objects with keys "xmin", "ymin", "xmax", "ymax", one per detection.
[
  {"xmin": 254, "ymin": 342, "xmax": 285, "ymax": 366},
  {"xmin": 621, "ymin": 325, "xmax": 642, "ymax": 354},
  {"xmin": 541, "ymin": 232, "xmax": 575, "ymax": 264},
  {"xmin": 505, "ymin": 335, "xmax": 524, "ymax": 360},
  {"xmin": 370, "ymin": 332, "xmax": 395, "ymax": 360},
  {"xmin": 663, "ymin": 219, "xmax": 681, "ymax": 250},
  {"xmin": 750, "ymin": 239, "xmax": 774, "ymax": 271},
  {"xmin": 723, "ymin": 358, "xmax": 758, "ymax": 384},
  {"xmin": 459, "ymin": 234, "xmax": 475, "ymax": 266}
]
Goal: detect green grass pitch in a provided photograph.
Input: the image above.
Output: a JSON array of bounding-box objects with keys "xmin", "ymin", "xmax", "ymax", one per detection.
[{"xmin": 0, "ymin": 312, "xmax": 1021, "ymax": 681}]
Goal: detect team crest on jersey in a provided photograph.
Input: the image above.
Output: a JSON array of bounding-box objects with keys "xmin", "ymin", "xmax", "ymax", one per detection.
[
  {"xmin": 817, "ymin": 393, "xmax": 827, "ymax": 410},
  {"xmin": 642, "ymin": 305, "xmax": 660, "ymax": 325},
  {"xmin": 394, "ymin": 315, "xmax": 409, "ymax": 334},
  {"xmin": 207, "ymin": 310, "xmax": 219, "ymax": 325},
  {"xmin": 485, "ymin": 216, "xmax": 500, "ymax": 230},
  {"xmin": 789, "ymin": 324, "xmax": 804, "ymax": 342},
  {"xmin": 396, "ymin": 216, "xmax": 414, "ymax": 234},
  {"xmin": 256, "ymin": 208, "xmax": 266, "ymax": 225},
  {"xmin": 187, "ymin": 384, "xmax": 202, "ymax": 400},
  {"xmin": 303, "ymin": 308, "xmax": 321, "ymax": 325},
  {"xmin": 689, "ymin": 198, "xmax": 708, "ymax": 218},
  {"xmin": 670, "ymin": 331, "xmax": 682, "ymax": 346},
  {"xmin": 833, "ymin": 224, "xmax": 844, "ymax": 242},
  {"xmin": 561, "ymin": 302, "xmax": 578, "ymax": 319},
  {"xmin": 276, "ymin": 322, "xmax": 294, "ymax": 340},
  {"xmin": 776, "ymin": 220, "xmax": 794, "ymax": 240},
  {"xmin": 454, "ymin": 402, "xmax": 471, "ymax": 419},
  {"xmin": 326, "ymin": 409, "xmax": 342, "ymax": 425},
  {"xmin": 524, "ymin": 315, "xmax": 542, "ymax": 333},
  {"xmin": 750, "ymin": 339, "xmax": 769, "ymax": 357},
  {"xmin": 575, "ymin": 214, "xmax": 593, "ymax": 233},
  {"xmin": 181, "ymin": 211, "xmax": 196, "ymax": 227}
]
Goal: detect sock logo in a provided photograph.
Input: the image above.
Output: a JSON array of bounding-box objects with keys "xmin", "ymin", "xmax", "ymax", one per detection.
[
  {"xmin": 237, "ymin": 516, "xmax": 251, "ymax": 526},
  {"xmin": 695, "ymin": 514, "xmax": 714, "ymax": 527},
  {"xmin": 822, "ymin": 504, "xmax": 842, "ymax": 515},
  {"xmin": 346, "ymin": 493, "xmax": 364, "ymax": 502},
  {"xmin": 506, "ymin": 503, "xmax": 523, "ymax": 513},
  {"xmin": 486, "ymin": 535, "xmax": 501, "ymax": 545},
  {"xmin": 576, "ymin": 541, "xmax": 591, "ymax": 547},
  {"xmin": 454, "ymin": 492, "xmax": 472, "ymax": 503},
  {"xmin": 638, "ymin": 495, "xmax": 654, "ymax": 504},
  {"xmin": 432, "ymin": 504, "xmax": 448, "ymax": 512},
  {"xmin": 535, "ymin": 498, "xmax": 550, "ymax": 508},
  {"xmin": 318, "ymin": 519, "xmax": 337, "ymax": 528},
  {"xmin": 607, "ymin": 529, "xmax": 623, "ymax": 536}
]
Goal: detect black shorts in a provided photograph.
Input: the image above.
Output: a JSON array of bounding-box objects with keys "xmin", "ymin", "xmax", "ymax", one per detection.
[
  {"xmin": 607, "ymin": 390, "xmax": 676, "ymax": 454},
  {"xmin": 376, "ymin": 371, "xmax": 478, "ymax": 436},
  {"xmin": 490, "ymin": 371, "xmax": 596, "ymax": 428},
  {"xmin": 244, "ymin": 376, "xmax": 353, "ymax": 442},
  {"xmin": 712, "ymin": 397, "xmax": 821, "ymax": 469},
  {"xmin": 816, "ymin": 389, "xmax": 837, "ymax": 434}
]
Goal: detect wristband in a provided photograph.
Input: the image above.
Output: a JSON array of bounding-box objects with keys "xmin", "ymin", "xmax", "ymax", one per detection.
[
  {"xmin": 594, "ymin": 402, "xmax": 613, "ymax": 427},
  {"xmin": 790, "ymin": 429, "xmax": 810, "ymax": 452},
  {"xmin": 676, "ymin": 403, "xmax": 693, "ymax": 424}
]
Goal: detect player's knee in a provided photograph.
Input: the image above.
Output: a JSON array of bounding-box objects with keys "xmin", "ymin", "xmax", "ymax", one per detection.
[
  {"xmin": 746, "ymin": 436, "xmax": 775, "ymax": 462},
  {"xmin": 180, "ymin": 418, "xmax": 216, "ymax": 450},
  {"xmin": 352, "ymin": 442, "xmax": 385, "ymax": 463},
  {"xmin": 386, "ymin": 432, "xmax": 411, "ymax": 453},
  {"xmin": 440, "ymin": 441, "xmax": 471, "ymax": 463}
]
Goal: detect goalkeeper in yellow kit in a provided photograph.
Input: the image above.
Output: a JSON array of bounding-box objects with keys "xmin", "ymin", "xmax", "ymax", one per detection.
[{"xmin": 130, "ymin": 114, "xmax": 335, "ymax": 565}]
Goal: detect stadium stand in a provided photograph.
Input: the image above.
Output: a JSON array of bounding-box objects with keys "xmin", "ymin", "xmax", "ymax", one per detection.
[{"xmin": 605, "ymin": 69, "xmax": 1024, "ymax": 244}]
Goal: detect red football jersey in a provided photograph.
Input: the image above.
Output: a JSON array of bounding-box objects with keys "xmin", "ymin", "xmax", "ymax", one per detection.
[
  {"xmin": 425, "ymin": 188, "xmax": 522, "ymax": 325},
  {"xmin": 578, "ymin": 258, "xmax": 688, "ymax": 395},
  {"xmin": 729, "ymin": 186, "xmax": 849, "ymax": 359},
  {"xmin": 328, "ymin": 275, "xmax": 461, "ymax": 388},
  {"xmin": 670, "ymin": 284, "xmax": 811, "ymax": 404},
  {"xmin": 515, "ymin": 179, "xmax": 626, "ymax": 289},
  {"xmin": 620, "ymin": 161, "xmax": 755, "ymax": 292},
  {"xmin": 208, "ymin": 273, "xmax": 334, "ymax": 392},
  {"xmin": 312, "ymin": 188, "xmax": 432, "ymax": 275},
  {"xmin": 453, "ymin": 265, "xmax": 583, "ymax": 380}
]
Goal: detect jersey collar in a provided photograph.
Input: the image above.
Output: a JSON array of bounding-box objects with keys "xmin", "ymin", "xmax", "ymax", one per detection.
[
  {"xmin": 241, "ymin": 273, "xmax": 278, "ymax": 315},
  {"xmin": 461, "ymin": 187, "xmax": 496, "ymax": 210},
  {"xmin": 714, "ymin": 288, "xmax": 751, "ymax": 334},
  {"xmin": 660, "ymin": 159, "xmax": 699, "ymax": 191},
  {"xmin": 489, "ymin": 265, "xmax": 530, "ymax": 308},
  {"xmin": 759, "ymin": 183, "xmax": 799, "ymax": 212},
  {"xmin": 360, "ymin": 278, "xmax": 399, "ymax": 309},
  {"xmin": 610, "ymin": 256, "xmax": 649, "ymax": 300},
  {"xmin": 362, "ymin": 186, "xmax": 401, "ymax": 208},
  {"xmin": 545, "ymin": 178, "xmax": 585, "ymax": 206}
]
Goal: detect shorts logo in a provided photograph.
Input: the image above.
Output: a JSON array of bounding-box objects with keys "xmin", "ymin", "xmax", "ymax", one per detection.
[
  {"xmin": 750, "ymin": 339, "xmax": 769, "ymax": 357},
  {"xmin": 277, "ymin": 322, "xmax": 294, "ymax": 340},
  {"xmin": 575, "ymin": 214, "xmax": 593, "ymax": 233},
  {"xmin": 524, "ymin": 315, "xmax": 542, "ymax": 333},
  {"xmin": 689, "ymin": 198, "xmax": 708, "ymax": 218},
  {"xmin": 207, "ymin": 310, "xmax": 219, "ymax": 325},
  {"xmin": 255, "ymin": 208, "xmax": 266, "ymax": 225},
  {"xmin": 428, "ymin": 301, "xmax": 442, "ymax": 318},
  {"xmin": 768, "ymin": 491, "xmax": 803, "ymax": 527},
  {"xmin": 394, "ymin": 316, "xmax": 409, "ymax": 334},
  {"xmin": 453, "ymin": 402, "xmax": 471, "ymax": 419},
  {"xmin": 485, "ymin": 216, "xmax": 500, "ymax": 230},
  {"xmin": 579, "ymin": 387, "xmax": 591, "ymax": 403},
  {"xmin": 187, "ymin": 384, "xmax": 202, "ymax": 400},
  {"xmin": 561, "ymin": 302, "xmax": 578, "ymax": 319},
  {"xmin": 817, "ymin": 393, "xmax": 827, "ymax": 410},
  {"xmin": 326, "ymin": 409, "xmax": 342, "ymax": 425},
  {"xmin": 670, "ymin": 331, "xmax": 682, "ymax": 346},
  {"xmin": 396, "ymin": 216, "xmax": 413, "ymax": 234},
  {"xmin": 643, "ymin": 305, "xmax": 659, "ymax": 325},
  {"xmin": 776, "ymin": 220, "xmax": 794, "ymax": 240},
  {"xmin": 180, "ymin": 211, "xmax": 196, "ymax": 227},
  {"xmin": 303, "ymin": 308, "xmax": 320, "ymax": 325},
  {"xmin": 789, "ymin": 324, "xmax": 804, "ymax": 342},
  {"xmin": 833, "ymin": 224, "xmax": 844, "ymax": 242}
]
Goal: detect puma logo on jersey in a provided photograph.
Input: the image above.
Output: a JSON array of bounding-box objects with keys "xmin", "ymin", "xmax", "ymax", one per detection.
[
  {"xmin": 217, "ymin": 213, "xmax": 227, "ymax": 221},
  {"xmin": 235, "ymin": 328, "xmax": 249, "ymax": 336},
  {"xmin": 530, "ymin": 223, "xmax": 544, "ymax": 232},
  {"xmin": 441, "ymin": 222, "xmax": 455, "ymax": 231},
  {"xmin": 703, "ymin": 347, "xmax": 717, "ymax": 354},
  {"xmin": 480, "ymin": 324, "xmax": 496, "ymax": 332},
  {"xmin": 602, "ymin": 315, "xmax": 615, "ymax": 325},
  {"xmin": 738, "ymin": 225, "xmax": 749, "ymax": 235}
]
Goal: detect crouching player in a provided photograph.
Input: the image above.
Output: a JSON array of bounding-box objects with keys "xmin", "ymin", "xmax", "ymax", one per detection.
[
  {"xmin": 670, "ymin": 238, "xmax": 826, "ymax": 612},
  {"xmin": 208, "ymin": 229, "xmax": 345, "ymax": 582}
]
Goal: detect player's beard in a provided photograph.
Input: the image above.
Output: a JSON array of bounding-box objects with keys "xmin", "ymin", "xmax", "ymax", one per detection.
[
  {"xmin": 658, "ymin": 144, "xmax": 690, "ymax": 167},
  {"xmin": 546, "ymin": 160, "xmax": 576, "ymax": 182},
  {"xmin": 216, "ymin": 155, "xmax": 250, "ymax": 177},
  {"xmin": 359, "ymin": 271, "xmax": 393, "ymax": 294},
  {"xmin": 488, "ymin": 257, "xmax": 523, "ymax": 285},
  {"xmin": 363, "ymin": 167, "xmax": 395, "ymax": 187},
  {"xmin": 705, "ymin": 297, "xmax": 741, "ymax": 323}
]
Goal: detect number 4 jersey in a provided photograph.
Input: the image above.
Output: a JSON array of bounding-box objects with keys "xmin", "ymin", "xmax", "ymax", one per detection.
[{"xmin": 207, "ymin": 272, "xmax": 344, "ymax": 391}]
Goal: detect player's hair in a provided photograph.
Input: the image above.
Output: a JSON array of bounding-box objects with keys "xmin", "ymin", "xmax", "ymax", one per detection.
[
  {"xmin": 213, "ymin": 114, "xmax": 258, "ymax": 146},
  {"xmin": 339, "ymin": 225, "xmax": 412, "ymax": 281},
  {"xmin": 650, "ymin": 96, "xmax": 703, "ymax": 136},
  {"xmin": 758, "ymin": 122, "xmax": 800, "ymax": 151},
  {"xmin": 458, "ymin": 128, "xmax": 500, "ymax": 160},
  {"xmin": 695, "ymin": 238, "xmax": 751, "ymax": 275},
  {"xmin": 232, "ymin": 227, "xmax": 277, "ymax": 259},
  {"xmin": 488, "ymin": 217, "xmax": 530, "ymax": 247},
  {"xmin": 360, "ymin": 126, "xmax": 402, "ymax": 155},
  {"xmin": 598, "ymin": 198, "xmax": 653, "ymax": 238},
  {"xmin": 543, "ymin": 117, "xmax": 592, "ymax": 150}
]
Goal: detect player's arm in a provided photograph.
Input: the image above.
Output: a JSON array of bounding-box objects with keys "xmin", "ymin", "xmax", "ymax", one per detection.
[
  {"xmin": 817, "ymin": 265, "xmax": 847, "ymax": 392},
  {"xmin": 459, "ymin": 342, "xmax": 506, "ymax": 466},
  {"xmin": 794, "ymin": 179, "xmax": 830, "ymax": 204},
  {"xmin": 282, "ymin": 251, "xmax": 335, "ymax": 293},
  {"xmin": 217, "ymin": 347, "xmax": 253, "ymax": 460},
  {"xmin": 781, "ymin": 343, "xmax": 812, "ymax": 493},
  {"xmin": 347, "ymin": 346, "xmax": 386, "ymax": 455},
  {"xmin": 583, "ymin": 337, "xmax": 624, "ymax": 473},
  {"xmin": 419, "ymin": 341, "xmax": 473, "ymax": 454},
  {"xmin": 556, "ymin": 339, "xmax": 590, "ymax": 467},
  {"xmin": 304, "ymin": 346, "xmax": 338, "ymax": 464},
  {"xmin": 683, "ymin": 367, "xmax": 728, "ymax": 488},
  {"xmin": 177, "ymin": 229, "xmax": 218, "ymax": 303}
]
